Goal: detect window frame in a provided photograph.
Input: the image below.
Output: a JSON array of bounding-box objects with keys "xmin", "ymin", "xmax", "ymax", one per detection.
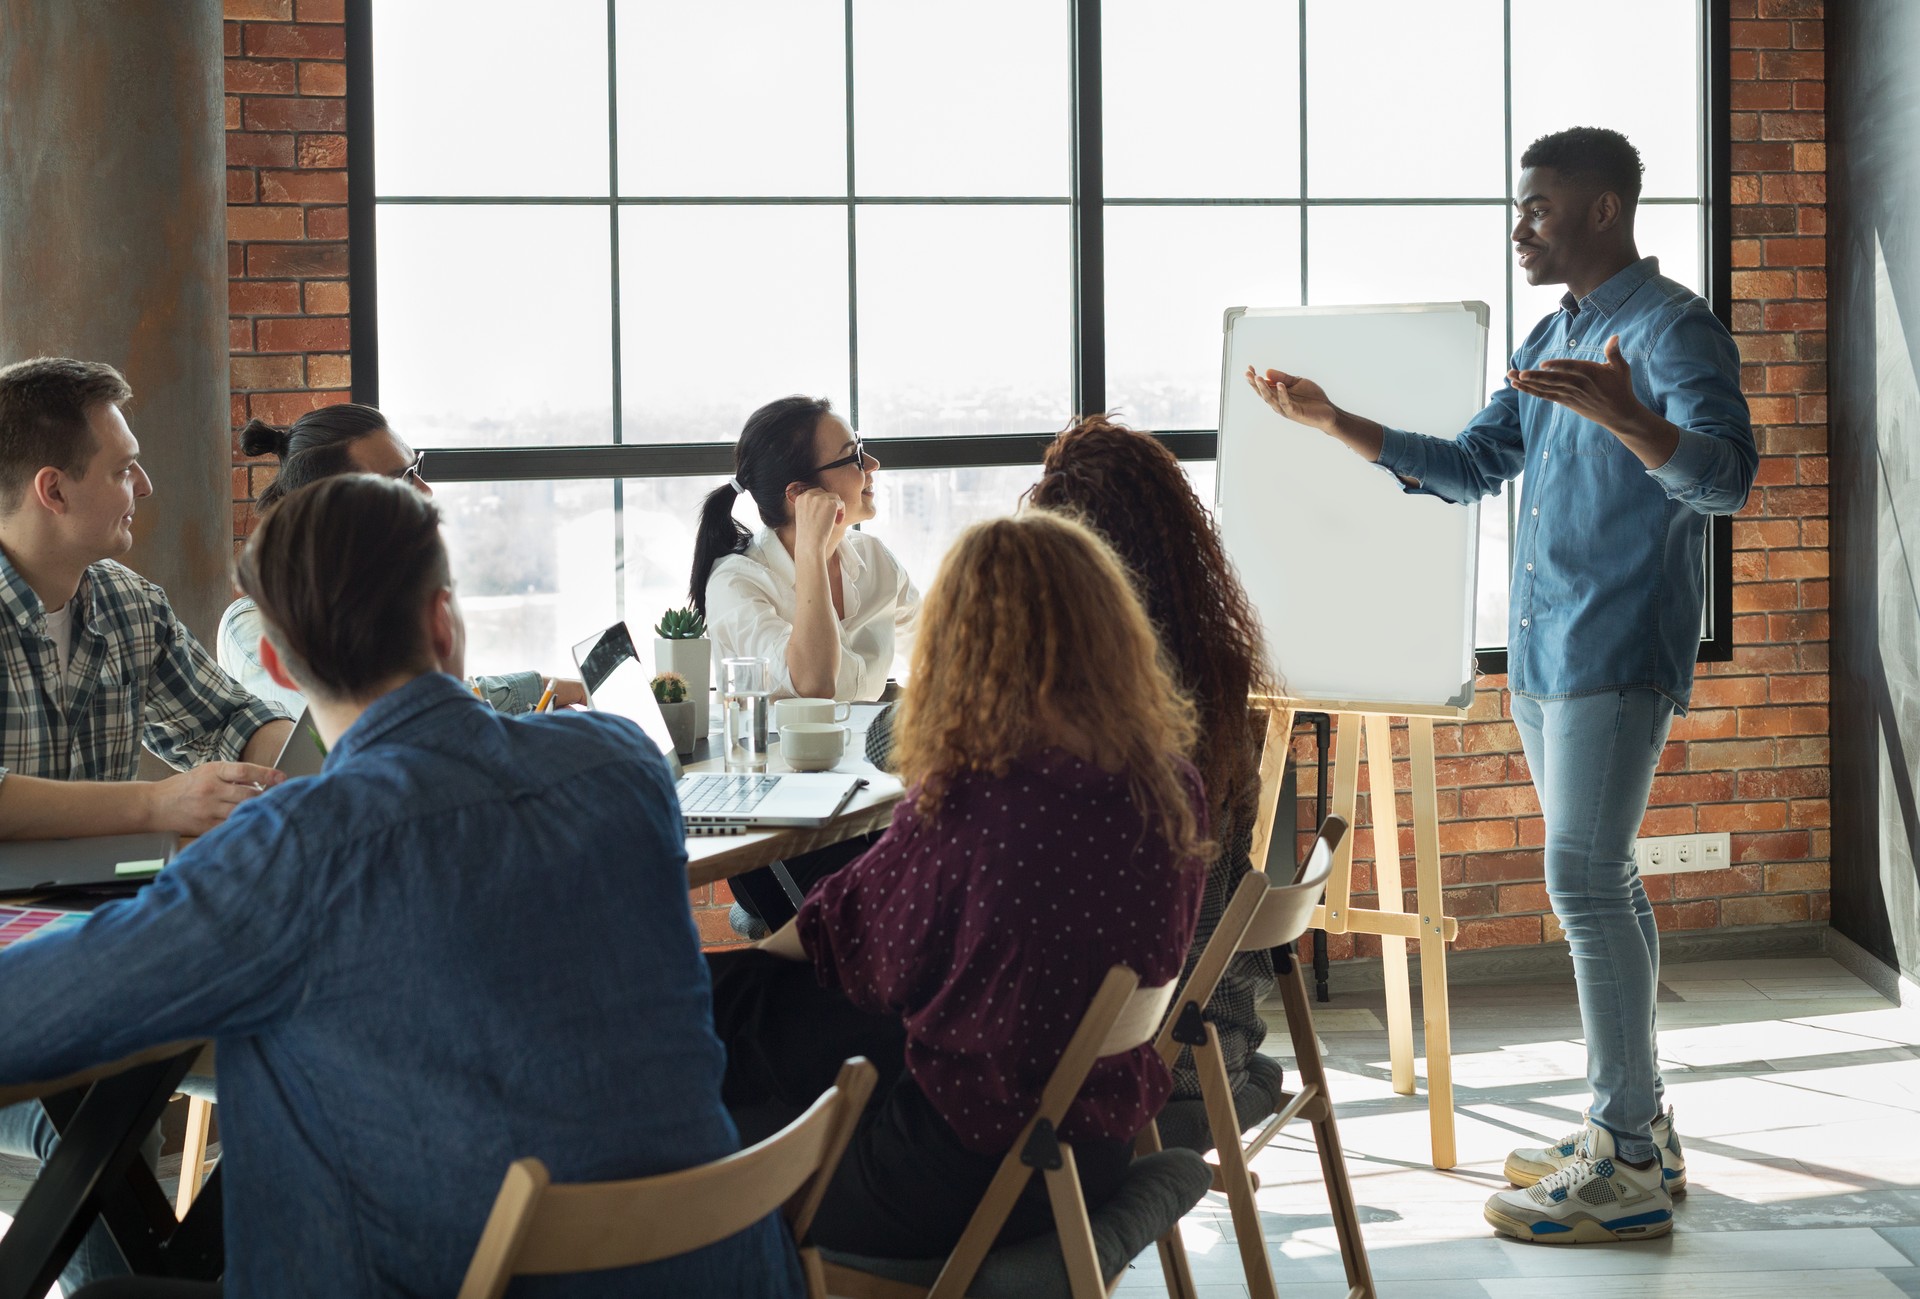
[{"xmin": 344, "ymin": 0, "xmax": 1736, "ymax": 670}]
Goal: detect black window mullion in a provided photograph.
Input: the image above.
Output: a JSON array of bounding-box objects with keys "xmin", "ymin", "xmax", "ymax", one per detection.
[
  {"xmin": 607, "ymin": 0, "xmax": 626, "ymax": 617},
  {"xmin": 1070, "ymin": 0, "xmax": 1104, "ymax": 417}
]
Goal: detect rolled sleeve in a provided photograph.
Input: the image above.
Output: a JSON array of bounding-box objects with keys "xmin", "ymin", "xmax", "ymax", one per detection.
[
  {"xmin": 144, "ymin": 596, "xmax": 291, "ymax": 770},
  {"xmin": 1643, "ymin": 312, "xmax": 1757, "ymax": 515},
  {"xmin": 1376, "ymin": 381, "xmax": 1527, "ymax": 505}
]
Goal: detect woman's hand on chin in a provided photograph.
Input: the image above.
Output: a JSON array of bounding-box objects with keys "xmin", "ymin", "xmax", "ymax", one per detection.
[{"xmin": 791, "ymin": 487, "xmax": 846, "ymax": 557}]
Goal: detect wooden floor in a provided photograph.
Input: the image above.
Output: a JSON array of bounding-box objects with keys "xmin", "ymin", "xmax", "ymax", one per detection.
[{"xmin": 1119, "ymin": 954, "xmax": 1920, "ymax": 1298}]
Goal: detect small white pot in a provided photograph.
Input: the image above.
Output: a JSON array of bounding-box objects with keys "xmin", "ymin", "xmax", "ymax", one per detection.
[{"xmin": 654, "ymin": 637, "xmax": 712, "ymax": 711}]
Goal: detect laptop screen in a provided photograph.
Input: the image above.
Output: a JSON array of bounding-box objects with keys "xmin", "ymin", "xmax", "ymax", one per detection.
[{"xmin": 571, "ymin": 623, "xmax": 680, "ymax": 770}]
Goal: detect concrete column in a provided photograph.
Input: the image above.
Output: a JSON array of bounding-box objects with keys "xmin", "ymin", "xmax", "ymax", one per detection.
[{"xmin": 0, "ymin": 0, "xmax": 231, "ymax": 641}]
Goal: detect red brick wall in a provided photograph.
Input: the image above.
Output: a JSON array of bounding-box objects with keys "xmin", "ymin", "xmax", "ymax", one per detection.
[
  {"xmin": 1304, "ymin": 0, "xmax": 1830, "ymax": 962},
  {"xmin": 224, "ymin": 0, "xmax": 350, "ymax": 546},
  {"xmin": 224, "ymin": 2, "xmax": 1829, "ymax": 955}
]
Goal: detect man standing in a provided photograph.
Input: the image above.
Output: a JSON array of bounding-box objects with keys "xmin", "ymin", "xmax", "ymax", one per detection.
[
  {"xmin": 1247, "ymin": 127, "xmax": 1754, "ymax": 1243},
  {"xmin": 0, "ymin": 474, "xmax": 803, "ymax": 1297}
]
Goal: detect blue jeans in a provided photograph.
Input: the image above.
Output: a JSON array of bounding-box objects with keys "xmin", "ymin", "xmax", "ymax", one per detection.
[
  {"xmin": 1512, "ymin": 688, "xmax": 1674, "ymax": 1164},
  {"xmin": 0, "ymin": 1099, "xmax": 158, "ymax": 1292}
]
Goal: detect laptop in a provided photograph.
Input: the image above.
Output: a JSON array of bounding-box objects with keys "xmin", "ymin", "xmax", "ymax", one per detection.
[
  {"xmin": 0, "ymin": 832, "xmax": 177, "ymax": 899},
  {"xmin": 273, "ymin": 707, "xmax": 328, "ymax": 779},
  {"xmin": 570, "ymin": 622, "xmax": 867, "ymax": 829}
]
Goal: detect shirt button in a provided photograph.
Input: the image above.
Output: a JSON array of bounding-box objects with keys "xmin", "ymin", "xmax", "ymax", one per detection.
[
  {"xmin": 1521, "ymin": 618, "xmax": 1530, "ymax": 627},
  {"xmin": 1569, "ymin": 338, "xmax": 1579, "ymax": 346},
  {"xmin": 1531, "ymin": 507, "xmax": 1539, "ymax": 515},
  {"xmin": 1526, "ymin": 562, "xmax": 1534, "ymax": 571}
]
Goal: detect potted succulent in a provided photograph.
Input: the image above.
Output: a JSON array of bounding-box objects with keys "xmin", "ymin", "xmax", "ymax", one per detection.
[
  {"xmin": 650, "ymin": 671, "xmax": 700, "ymax": 758},
  {"xmin": 654, "ymin": 604, "xmax": 711, "ymax": 716}
]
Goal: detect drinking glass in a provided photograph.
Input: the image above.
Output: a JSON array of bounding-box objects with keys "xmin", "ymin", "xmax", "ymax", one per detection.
[{"xmin": 721, "ymin": 656, "xmax": 771, "ymax": 772}]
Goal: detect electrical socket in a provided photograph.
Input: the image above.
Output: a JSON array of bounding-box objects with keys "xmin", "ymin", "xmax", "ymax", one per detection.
[{"xmin": 1635, "ymin": 832, "xmax": 1732, "ymax": 876}]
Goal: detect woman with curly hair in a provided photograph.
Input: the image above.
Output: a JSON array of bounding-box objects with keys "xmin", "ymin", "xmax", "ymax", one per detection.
[
  {"xmin": 706, "ymin": 510, "xmax": 1209, "ymax": 1259},
  {"xmin": 1026, "ymin": 415, "xmax": 1281, "ymax": 1124}
]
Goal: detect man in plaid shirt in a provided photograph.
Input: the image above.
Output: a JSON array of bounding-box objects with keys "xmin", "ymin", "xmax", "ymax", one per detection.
[
  {"xmin": 0, "ymin": 356, "xmax": 292, "ymax": 1290},
  {"xmin": 0, "ymin": 358, "xmax": 291, "ymax": 839}
]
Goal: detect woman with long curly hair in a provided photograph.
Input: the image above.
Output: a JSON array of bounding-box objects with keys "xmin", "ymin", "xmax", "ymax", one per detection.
[
  {"xmin": 1026, "ymin": 415, "xmax": 1281, "ymax": 1120},
  {"xmin": 705, "ymin": 511, "xmax": 1209, "ymax": 1260}
]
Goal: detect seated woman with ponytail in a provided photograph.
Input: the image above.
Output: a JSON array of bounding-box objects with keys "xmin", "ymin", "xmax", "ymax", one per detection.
[
  {"xmin": 221, "ymin": 405, "xmax": 584, "ymax": 715},
  {"xmin": 691, "ymin": 396, "xmax": 919, "ymax": 703}
]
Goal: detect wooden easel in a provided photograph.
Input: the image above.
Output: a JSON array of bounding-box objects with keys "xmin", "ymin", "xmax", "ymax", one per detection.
[{"xmin": 1249, "ymin": 696, "xmax": 1467, "ymax": 1170}]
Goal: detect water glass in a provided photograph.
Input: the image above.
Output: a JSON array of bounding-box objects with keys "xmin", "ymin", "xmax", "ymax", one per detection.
[{"xmin": 721, "ymin": 656, "xmax": 771, "ymax": 772}]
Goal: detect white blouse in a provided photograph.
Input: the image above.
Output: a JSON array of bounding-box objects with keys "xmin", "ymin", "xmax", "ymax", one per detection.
[{"xmin": 705, "ymin": 528, "xmax": 920, "ymax": 702}]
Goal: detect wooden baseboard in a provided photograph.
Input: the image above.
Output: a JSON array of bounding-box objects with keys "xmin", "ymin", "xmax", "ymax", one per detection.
[{"xmin": 1305, "ymin": 921, "xmax": 1829, "ymax": 994}]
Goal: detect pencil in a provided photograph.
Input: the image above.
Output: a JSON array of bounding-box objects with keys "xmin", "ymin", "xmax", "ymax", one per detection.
[{"xmin": 535, "ymin": 680, "xmax": 557, "ymax": 713}]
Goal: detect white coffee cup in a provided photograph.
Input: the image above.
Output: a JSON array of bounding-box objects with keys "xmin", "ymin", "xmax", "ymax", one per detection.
[
  {"xmin": 775, "ymin": 697, "xmax": 852, "ymax": 728},
  {"xmin": 779, "ymin": 722, "xmax": 848, "ymax": 772}
]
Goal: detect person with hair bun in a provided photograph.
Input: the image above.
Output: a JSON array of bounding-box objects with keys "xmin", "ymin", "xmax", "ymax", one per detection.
[
  {"xmin": 707, "ymin": 510, "xmax": 1208, "ymax": 1261},
  {"xmin": 690, "ymin": 395, "xmax": 918, "ymax": 703},
  {"xmin": 223, "ymin": 403, "xmax": 583, "ymax": 715}
]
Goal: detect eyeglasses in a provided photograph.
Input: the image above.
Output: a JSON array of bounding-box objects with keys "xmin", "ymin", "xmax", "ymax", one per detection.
[
  {"xmin": 812, "ymin": 438, "xmax": 866, "ymax": 475},
  {"xmin": 387, "ymin": 451, "xmax": 427, "ymax": 487}
]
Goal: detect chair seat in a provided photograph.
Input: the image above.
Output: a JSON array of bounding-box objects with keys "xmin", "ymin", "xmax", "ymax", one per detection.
[
  {"xmin": 819, "ymin": 1148, "xmax": 1211, "ymax": 1298},
  {"xmin": 1155, "ymin": 1052, "xmax": 1285, "ymax": 1155}
]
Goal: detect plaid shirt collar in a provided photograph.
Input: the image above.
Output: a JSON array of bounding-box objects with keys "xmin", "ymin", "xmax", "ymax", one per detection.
[{"xmin": 0, "ymin": 542, "xmax": 99, "ymax": 638}]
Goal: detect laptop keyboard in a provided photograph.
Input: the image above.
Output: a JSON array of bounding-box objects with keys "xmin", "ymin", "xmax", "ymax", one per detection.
[{"xmin": 680, "ymin": 774, "xmax": 780, "ymax": 815}]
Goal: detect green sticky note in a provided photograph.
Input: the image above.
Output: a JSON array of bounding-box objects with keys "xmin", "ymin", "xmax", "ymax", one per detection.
[{"xmin": 114, "ymin": 859, "xmax": 165, "ymax": 877}]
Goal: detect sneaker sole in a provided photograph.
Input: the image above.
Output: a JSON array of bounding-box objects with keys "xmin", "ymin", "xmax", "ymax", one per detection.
[{"xmin": 1484, "ymin": 1201, "xmax": 1674, "ymax": 1244}]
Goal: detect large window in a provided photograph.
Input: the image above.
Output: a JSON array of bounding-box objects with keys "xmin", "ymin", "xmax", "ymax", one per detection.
[{"xmin": 349, "ymin": 0, "xmax": 1729, "ymax": 678}]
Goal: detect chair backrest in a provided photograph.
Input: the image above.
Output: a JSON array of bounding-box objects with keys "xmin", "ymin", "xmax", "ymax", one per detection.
[
  {"xmin": 1240, "ymin": 815, "xmax": 1347, "ymax": 953},
  {"xmin": 457, "ymin": 1057, "xmax": 876, "ymax": 1299}
]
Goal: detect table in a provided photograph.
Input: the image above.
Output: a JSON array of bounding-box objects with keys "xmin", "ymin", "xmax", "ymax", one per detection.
[
  {"xmin": 0, "ymin": 1043, "xmax": 222, "ymax": 1298},
  {"xmin": 680, "ymin": 727, "xmax": 905, "ymax": 889}
]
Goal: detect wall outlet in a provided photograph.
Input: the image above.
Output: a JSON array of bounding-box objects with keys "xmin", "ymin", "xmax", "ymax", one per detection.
[{"xmin": 1635, "ymin": 832, "xmax": 1732, "ymax": 876}]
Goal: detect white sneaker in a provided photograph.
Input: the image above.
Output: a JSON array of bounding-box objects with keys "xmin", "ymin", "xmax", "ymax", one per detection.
[
  {"xmin": 1505, "ymin": 1108, "xmax": 1687, "ymax": 1195},
  {"xmin": 1486, "ymin": 1123, "xmax": 1674, "ymax": 1244}
]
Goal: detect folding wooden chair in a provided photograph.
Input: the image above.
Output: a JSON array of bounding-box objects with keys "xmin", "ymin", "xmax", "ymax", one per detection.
[
  {"xmin": 456, "ymin": 1057, "xmax": 877, "ymax": 1299},
  {"xmin": 1147, "ymin": 816, "xmax": 1374, "ymax": 1299},
  {"xmin": 173, "ymin": 1095, "xmax": 216, "ymax": 1217},
  {"xmin": 822, "ymin": 967, "xmax": 1197, "ymax": 1299}
]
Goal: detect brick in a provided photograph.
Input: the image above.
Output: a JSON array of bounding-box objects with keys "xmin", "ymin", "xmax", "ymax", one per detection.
[
  {"xmin": 1461, "ymin": 852, "xmax": 1541, "ymax": 884},
  {"xmin": 296, "ymin": 0, "xmax": 345, "ymax": 17},
  {"xmin": 1757, "ymin": 0, "xmax": 1822, "ymax": 18},
  {"xmin": 1766, "ymin": 486, "xmax": 1827, "ymax": 516},
  {"xmin": 1811, "ymin": 893, "xmax": 1831, "ymax": 922},
  {"xmin": 695, "ymin": 906, "xmax": 747, "ymax": 948},
  {"xmin": 1517, "ymin": 817, "xmax": 1545, "ymax": 848},
  {"xmin": 227, "ymin": 280, "xmax": 301, "ymax": 315},
  {"xmin": 1733, "ymin": 205, "xmax": 1796, "ymax": 236},
  {"xmin": 1732, "ymin": 240, "xmax": 1762, "ymax": 270},
  {"xmin": 299, "ymin": 62, "xmax": 347, "ymax": 96},
  {"xmin": 1733, "ymin": 519, "xmax": 1798, "ymax": 549},
  {"xmin": 1800, "ymin": 455, "xmax": 1829, "ymax": 486},
  {"xmin": 260, "ymin": 168, "xmax": 348, "ymax": 203},
  {"xmin": 1798, "ymin": 393, "xmax": 1827, "ymax": 423},
  {"xmin": 1542, "ymin": 912, "xmax": 1565, "ymax": 944},
  {"xmin": 1687, "ymin": 739, "xmax": 1776, "ymax": 770},
  {"xmin": 1758, "ymin": 50, "xmax": 1823, "ymax": 80},
  {"xmin": 1791, "ymin": 19, "xmax": 1824, "ymax": 48},
  {"xmin": 1438, "ymin": 819, "xmax": 1516, "ymax": 854},
  {"xmin": 1798, "ymin": 206, "xmax": 1827, "ymax": 235},
  {"xmin": 1648, "ymin": 772, "xmax": 1737, "ymax": 805},
  {"xmin": 1767, "ymin": 611, "xmax": 1829, "ymax": 641},
  {"xmin": 1458, "ymin": 785, "xmax": 1539, "ymax": 818},
  {"xmin": 224, "ymin": 0, "xmax": 292, "ymax": 17},
  {"xmin": 1762, "ymin": 237, "xmax": 1825, "ymax": 267},
  {"xmin": 229, "ymin": 394, "xmax": 248, "ymax": 431},
  {"xmin": 230, "ymin": 354, "xmax": 304, "ymax": 390},
  {"xmin": 1731, "ymin": 300, "xmax": 1763, "ymax": 332},
  {"xmin": 1732, "ymin": 270, "xmax": 1796, "ymax": 299},
  {"xmin": 305, "ymin": 206, "xmax": 348, "ymax": 240},
  {"xmin": 296, "ymin": 134, "xmax": 347, "ymax": 169},
  {"xmin": 249, "ymin": 390, "xmax": 350, "ymax": 424},
  {"xmin": 1441, "ymin": 887, "xmax": 1500, "ymax": 918},
  {"xmin": 1800, "ymin": 579, "xmax": 1830, "ymax": 609},
  {"xmin": 241, "ymin": 96, "xmax": 346, "ymax": 132},
  {"xmin": 1765, "ymin": 861, "xmax": 1829, "ymax": 891},
  {"xmin": 1762, "ymin": 426, "xmax": 1825, "ymax": 455},
  {"xmin": 229, "ymin": 317, "xmax": 252, "ymax": 353},
  {"xmin": 256, "ymin": 316, "xmax": 350, "ymax": 352},
  {"xmin": 1462, "ymin": 721, "xmax": 1520, "ymax": 753},
  {"xmin": 1453, "ymin": 916, "xmax": 1541, "ymax": 952},
  {"xmin": 1730, "ymin": 113, "xmax": 1760, "ymax": 143},
  {"xmin": 1739, "ymin": 706, "xmax": 1829, "ymax": 738},
  {"xmin": 245, "ymin": 22, "xmax": 345, "ymax": 59},
  {"xmin": 1762, "ymin": 302, "xmax": 1825, "ymax": 331},
  {"xmin": 307, "ymin": 354, "xmax": 351, "ymax": 389},
  {"xmin": 1674, "ymin": 864, "xmax": 1763, "ymax": 899},
  {"xmin": 1759, "ymin": 111, "xmax": 1824, "ymax": 142},
  {"xmin": 303, "ymin": 281, "xmax": 348, "ymax": 314},
  {"xmin": 1732, "ymin": 82, "xmax": 1793, "ymax": 112},
  {"xmin": 1760, "ymin": 173, "xmax": 1826, "ymax": 204},
  {"xmin": 1796, "ymin": 269, "xmax": 1827, "ymax": 299},
  {"xmin": 227, "ymin": 168, "xmax": 257, "ymax": 203},
  {"xmin": 1655, "ymin": 901, "xmax": 1719, "ymax": 932},
  {"xmin": 1746, "ymin": 396, "xmax": 1798, "ymax": 424},
  {"xmin": 1722, "ymin": 893, "xmax": 1810, "ymax": 927},
  {"xmin": 1765, "ymin": 362, "xmax": 1827, "ymax": 392},
  {"xmin": 1639, "ymin": 806, "xmax": 1697, "ymax": 837},
  {"xmin": 226, "ymin": 58, "xmax": 297, "ymax": 95},
  {"xmin": 1435, "ymin": 755, "xmax": 1511, "ymax": 788},
  {"xmin": 225, "ymin": 96, "xmax": 242, "ymax": 130},
  {"xmin": 1767, "ymin": 674, "xmax": 1829, "ymax": 703},
  {"xmin": 1730, "ymin": 19, "xmax": 1792, "ymax": 46},
  {"xmin": 226, "ymin": 132, "xmax": 296, "ymax": 168},
  {"xmin": 226, "ymin": 204, "xmax": 304, "ymax": 241},
  {"xmin": 1801, "ymin": 515, "xmax": 1829, "ymax": 544},
  {"xmin": 1733, "ymin": 142, "xmax": 1793, "ymax": 172},
  {"xmin": 1795, "ymin": 81, "xmax": 1825, "ymax": 111},
  {"xmin": 1732, "ymin": 830, "xmax": 1812, "ymax": 862},
  {"xmin": 1497, "ymin": 882, "xmax": 1550, "ymax": 913},
  {"xmin": 1776, "ymin": 736, "xmax": 1830, "ymax": 767},
  {"xmin": 1690, "ymin": 676, "xmax": 1769, "ymax": 709},
  {"xmin": 224, "ymin": 19, "xmax": 244, "ymax": 56},
  {"xmin": 1699, "ymin": 801, "xmax": 1788, "ymax": 833},
  {"xmin": 1732, "ymin": 582, "xmax": 1797, "ymax": 613},
  {"xmin": 1767, "ymin": 549, "xmax": 1828, "ymax": 579},
  {"xmin": 246, "ymin": 242, "xmax": 347, "ymax": 277},
  {"xmin": 1788, "ymin": 798, "xmax": 1830, "ymax": 828},
  {"xmin": 1669, "ymin": 709, "xmax": 1736, "ymax": 741},
  {"xmin": 1794, "ymin": 142, "xmax": 1826, "ymax": 171},
  {"xmin": 1642, "ymin": 875, "xmax": 1674, "ymax": 903}
]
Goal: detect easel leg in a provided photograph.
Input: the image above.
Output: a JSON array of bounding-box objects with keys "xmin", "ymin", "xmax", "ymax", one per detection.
[
  {"xmin": 1323, "ymin": 717, "xmax": 1362, "ymax": 932},
  {"xmin": 1364, "ymin": 714, "xmax": 1415, "ymax": 1098},
  {"xmin": 1248, "ymin": 707, "xmax": 1296, "ymax": 876},
  {"xmin": 1408, "ymin": 718, "xmax": 1457, "ymax": 1169}
]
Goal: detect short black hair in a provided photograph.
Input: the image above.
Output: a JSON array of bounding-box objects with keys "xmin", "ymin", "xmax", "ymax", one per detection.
[
  {"xmin": 0, "ymin": 358, "xmax": 133, "ymax": 512},
  {"xmin": 1520, "ymin": 127, "xmax": 1645, "ymax": 210},
  {"xmin": 237, "ymin": 474, "xmax": 451, "ymax": 701}
]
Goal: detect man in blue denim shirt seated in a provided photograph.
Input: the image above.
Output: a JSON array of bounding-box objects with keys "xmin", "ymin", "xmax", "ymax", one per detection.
[
  {"xmin": 0, "ymin": 475, "xmax": 802, "ymax": 1298},
  {"xmin": 1247, "ymin": 127, "xmax": 1754, "ymax": 1245}
]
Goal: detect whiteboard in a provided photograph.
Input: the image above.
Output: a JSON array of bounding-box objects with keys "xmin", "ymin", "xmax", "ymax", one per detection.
[{"xmin": 1215, "ymin": 303, "xmax": 1489, "ymax": 710}]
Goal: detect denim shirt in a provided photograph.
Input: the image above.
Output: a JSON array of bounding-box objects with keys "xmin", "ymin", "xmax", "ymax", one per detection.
[
  {"xmin": 1375, "ymin": 257, "xmax": 1755, "ymax": 710},
  {"xmin": 0, "ymin": 674, "xmax": 801, "ymax": 1299}
]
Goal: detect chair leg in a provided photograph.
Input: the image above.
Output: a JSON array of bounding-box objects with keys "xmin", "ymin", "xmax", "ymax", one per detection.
[
  {"xmin": 1042, "ymin": 1146, "xmax": 1107, "ymax": 1299},
  {"xmin": 797, "ymin": 1245, "xmax": 829, "ymax": 1299},
  {"xmin": 1278, "ymin": 953, "xmax": 1375, "ymax": 1299},
  {"xmin": 174, "ymin": 1095, "xmax": 215, "ymax": 1219},
  {"xmin": 1194, "ymin": 1027, "xmax": 1278, "ymax": 1299},
  {"xmin": 1137, "ymin": 1123, "xmax": 1199, "ymax": 1299}
]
